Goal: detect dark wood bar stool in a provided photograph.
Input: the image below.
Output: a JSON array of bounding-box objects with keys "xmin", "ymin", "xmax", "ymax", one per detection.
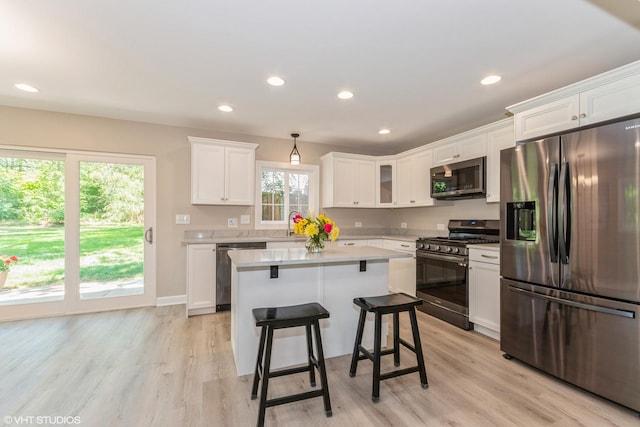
[
  {"xmin": 251, "ymin": 302, "xmax": 332, "ymax": 427},
  {"xmin": 349, "ymin": 292, "xmax": 429, "ymax": 402}
]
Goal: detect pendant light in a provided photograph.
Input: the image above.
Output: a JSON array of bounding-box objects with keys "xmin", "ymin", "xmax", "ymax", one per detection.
[{"xmin": 289, "ymin": 133, "xmax": 301, "ymax": 165}]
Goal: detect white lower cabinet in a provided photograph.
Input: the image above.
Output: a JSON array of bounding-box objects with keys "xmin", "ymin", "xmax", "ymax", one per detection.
[
  {"xmin": 186, "ymin": 244, "xmax": 217, "ymax": 317},
  {"xmin": 468, "ymin": 246, "xmax": 500, "ymax": 340},
  {"xmin": 384, "ymin": 240, "xmax": 416, "ymax": 296}
]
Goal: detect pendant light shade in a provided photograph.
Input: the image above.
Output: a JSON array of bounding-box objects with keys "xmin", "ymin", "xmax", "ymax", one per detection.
[{"xmin": 290, "ymin": 133, "xmax": 301, "ymax": 165}]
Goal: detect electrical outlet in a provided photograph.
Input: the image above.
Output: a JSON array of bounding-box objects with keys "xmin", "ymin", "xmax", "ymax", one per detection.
[
  {"xmin": 400, "ymin": 222, "xmax": 407, "ymax": 229},
  {"xmin": 437, "ymin": 223, "xmax": 445, "ymax": 230},
  {"xmin": 240, "ymin": 215, "xmax": 250, "ymax": 225},
  {"xmin": 227, "ymin": 218, "xmax": 238, "ymax": 228},
  {"xmin": 355, "ymin": 221, "xmax": 363, "ymax": 228},
  {"xmin": 175, "ymin": 214, "xmax": 190, "ymax": 225}
]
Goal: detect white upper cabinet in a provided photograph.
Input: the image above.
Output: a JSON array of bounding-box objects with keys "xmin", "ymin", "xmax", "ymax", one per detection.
[
  {"xmin": 509, "ymin": 60, "xmax": 640, "ymax": 141},
  {"xmin": 189, "ymin": 137, "xmax": 258, "ymax": 205},
  {"xmin": 432, "ymin": 133, "xmax": 487, "ymax": 166},
  {"xmin": 321, "ymin": 152, "xmax": 376, "ymax": 208},
  {"xmin": 396, "ymin": 147, "xmax": 434, "ymax": 207},
  {"xmin": 485, "ymin": 119, "xmax": 515, "ymax": 203}
]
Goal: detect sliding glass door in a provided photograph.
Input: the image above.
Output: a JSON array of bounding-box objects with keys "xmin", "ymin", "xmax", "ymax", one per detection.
[{"xmin": 0, "ymin": 149, "xmax": 156, "ymax": 321}]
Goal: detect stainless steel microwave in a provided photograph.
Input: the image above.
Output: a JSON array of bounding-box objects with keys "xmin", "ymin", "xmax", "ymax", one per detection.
[{"xmin": 430, "ymin": 157, "xmax": 486, "ymax": 199}]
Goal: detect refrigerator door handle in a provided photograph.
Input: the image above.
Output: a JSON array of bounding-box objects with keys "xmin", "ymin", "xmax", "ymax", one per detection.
[
  {"xmin": 547, "ymin": 163, "xmax": 559, "ymax": 263},
  {"xmin": 508, "ymin": 286, "xmax": 635, "ymax": 319},
  {"xmin": 558, "ymin": 162, "xmax": 571, "ymax": 265}
]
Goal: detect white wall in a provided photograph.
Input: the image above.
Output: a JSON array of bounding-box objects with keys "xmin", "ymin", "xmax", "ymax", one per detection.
[{"xmin": 0, "ymin": 105, "xmax": 500, "ymax": 300}]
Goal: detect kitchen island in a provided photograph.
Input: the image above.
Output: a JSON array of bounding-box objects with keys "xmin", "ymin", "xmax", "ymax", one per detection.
[{"xmin": 228, "ymin": 246, "xmax": 411, "ymax": 376}]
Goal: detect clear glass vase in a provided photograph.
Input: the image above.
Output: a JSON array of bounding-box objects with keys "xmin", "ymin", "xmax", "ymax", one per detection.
[{"xmin": 305, "ymin": 237, "xmax": 325, "ymax": 253}]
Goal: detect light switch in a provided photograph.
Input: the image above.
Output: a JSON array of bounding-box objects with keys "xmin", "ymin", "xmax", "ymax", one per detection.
[
  {"xmin": 176, "ymin": 214, "xmax": 190, "ymax": 225},
  {"xmin": 228, "ymin": 218, "xmax": 238, "ymax": 228},
  {"xmin": 355, "ymin": 221, "xmax": 363, "ymax": 228},
  {"xmin": 240, "ymin": 215, "xmax": 250, "ymax": 225}
]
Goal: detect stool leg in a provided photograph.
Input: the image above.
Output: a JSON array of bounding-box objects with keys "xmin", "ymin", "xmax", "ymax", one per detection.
[
  {"xmin": 257, "ymin": 326, "xmax": 274, "ymax": 427},
  {"xmin": 349, "ymin": 308, "xmax": 367, "ymax": 377},
  {"xmin": 251, "ymin": 325, "xmax": 267, "ymax": 399},
  {"xmin": 372, "ymin": 312, "xmax": 382, "ymax": 402},
  {"xmin": 393, "ymin": 311, "xmax": 400, "ymax": 367},
  {"xmin": 305, "ymin": 324, "xmax": 316, "ymax": 387},
  {"xmin": 312, "ymin": 320, "xmax": 332, "ymax": 417},
  {"xmin": 409, "ymin": 307, "xmax": 429, "ymax": 388}
]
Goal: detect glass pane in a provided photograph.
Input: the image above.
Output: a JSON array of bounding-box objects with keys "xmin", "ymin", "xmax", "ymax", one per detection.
[
  {"xmin": 261, "ymin": 169, "xmax": 285, "ymax": 223},
  {"xmin": 0, "ymin": 156, "xmax": 65, "ymax": 305},
  {"xmin": 79, "ymin": 162, "xmax": 144, "ymax": 299},
  {"xmin": 379, "ymin": 164, "xmax": 393, "ymax": 204},
  {"xmin": 289, "ymin": 172, "xmax": 310, "ymax": 213}
]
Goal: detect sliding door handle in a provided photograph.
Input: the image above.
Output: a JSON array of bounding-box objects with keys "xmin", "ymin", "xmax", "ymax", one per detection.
[{"xmin": 145, "ymin": 227, "xmax": 153, "ymax": 244}]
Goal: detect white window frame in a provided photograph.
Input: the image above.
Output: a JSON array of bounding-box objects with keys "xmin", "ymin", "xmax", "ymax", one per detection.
[{"xmin": 254, "ymin": 161, "xmax": 319, "ymax": 230}]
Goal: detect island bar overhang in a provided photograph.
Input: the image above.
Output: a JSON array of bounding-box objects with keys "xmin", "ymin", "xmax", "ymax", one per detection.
[{"xmin": 228, "ymin": 246, "xmax": 411, "ymax": 376}]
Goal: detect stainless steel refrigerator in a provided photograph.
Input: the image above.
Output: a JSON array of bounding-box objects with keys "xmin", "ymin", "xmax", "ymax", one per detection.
[{"xmin": 500, "ymin": 114, "xmax": 640, "ymax": 413}]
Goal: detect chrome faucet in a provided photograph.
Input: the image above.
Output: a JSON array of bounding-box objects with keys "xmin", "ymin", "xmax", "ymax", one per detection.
[{"xmin": 287, "ymin": 210, "xmax": 300, "ymax": 237}]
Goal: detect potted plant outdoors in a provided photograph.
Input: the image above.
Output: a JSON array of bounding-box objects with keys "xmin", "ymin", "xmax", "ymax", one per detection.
[
  {"xmin": 292, "ymin": 212, "xmax": 340, "ymax": 253},
  {"xmin": 0, "ymin": 255, "xmax": 19, "ymax": 289}
]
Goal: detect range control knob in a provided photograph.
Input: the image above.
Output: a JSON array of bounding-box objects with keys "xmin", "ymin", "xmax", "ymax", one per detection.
[
  {"xmin": 433, "ymin": 246, "xmax": 441, "ymax": 251},
  {"xmin": 452, "ymin": 247, "xmax": 460, "ymax": 254},
  {"xmin": 445, "ymin": 247, "xmax": 453, "ymax": 253},
  {"xmin": 424, "ymin": 244, "xmax": 430, "ymax": 250}
]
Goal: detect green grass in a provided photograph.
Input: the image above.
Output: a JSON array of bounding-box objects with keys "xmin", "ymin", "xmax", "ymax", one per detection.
[{"xmin": 0, "ymin": 224, "xmax": 143, "ymax": 288}]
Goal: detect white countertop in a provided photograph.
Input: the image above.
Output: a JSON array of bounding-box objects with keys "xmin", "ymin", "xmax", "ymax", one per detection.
[
  {"xmin": 182, "ymin": 234, "xmax": 421, "ymax": 245},
  {"xmin": 227, "ymin": 245, "xmax": 411, "ymax": 268}
]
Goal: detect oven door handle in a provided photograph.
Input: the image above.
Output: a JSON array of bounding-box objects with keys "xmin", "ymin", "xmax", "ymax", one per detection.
[{"xmin": 416, "ymin": 251, "xmax": 467, "ymax": 265}]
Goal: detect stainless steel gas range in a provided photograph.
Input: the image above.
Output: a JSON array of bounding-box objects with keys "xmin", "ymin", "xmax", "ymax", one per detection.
[{"xmin": 416, "ymin": 219, "xmax": 499, "ymax": 330}]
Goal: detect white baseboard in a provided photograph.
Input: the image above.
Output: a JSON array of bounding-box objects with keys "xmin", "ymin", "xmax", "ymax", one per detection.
[{"xmin": 156, "ymin": 294, "xmax": 186, "ymax": 307}]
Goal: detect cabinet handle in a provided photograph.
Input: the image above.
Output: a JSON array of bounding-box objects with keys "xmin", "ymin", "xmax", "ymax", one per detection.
[
  {"xmin": 481, "ymin": 254, "xmax": 499, "ymax": 259},
  {"xmin": 454, "ymin": 154, "xmax": 460, "ymax": 158},
  {"xmin": 410, "ymin": 200, "xmax": 415, "ymax": 203},
  {"xmin": 571, "ymin": 115, "xmax": 578, "ymax": 121},
  {"xmin": 345, "ymin": 242, "xmax": 355, "ymax": 246},
  {"xmin": 579, "ymin": 113, "xmax": 586, "ymax": 118},
  {"xmin": 400, "ymin": 244, "xmax": 410, "ymax": 248}
]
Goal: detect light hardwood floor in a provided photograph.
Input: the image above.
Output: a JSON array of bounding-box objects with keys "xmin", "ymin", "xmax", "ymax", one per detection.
[{"xmin": 0, "ymin": 305, "xmax": 637, "ymax": 427}]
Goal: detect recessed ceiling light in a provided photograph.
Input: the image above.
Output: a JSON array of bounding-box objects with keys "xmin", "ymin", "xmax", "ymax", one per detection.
[
  {"xmin": 337, "ymin": 91, "xmax": 354, "ymax": 100},
  {"xmin": 218, "ymin": 105, "xmax": 233, "ymax": 112},
  {"xmin": 267, "ymin": 76, "xmax": 285, "ymax": 86},
  {"xmin": 15, "ymin": 83, "xmax": 39, "ymax": 93},
  {"xmin": 481, "ymin": 75, "xmax": 502, "ymax": 85},
  {"xmin": 378, "ymin": 129, "xmax": 391, "ymax": 135}
]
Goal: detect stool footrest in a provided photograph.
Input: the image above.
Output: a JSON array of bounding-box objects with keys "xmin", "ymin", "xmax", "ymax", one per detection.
[
  {"xmin": 379, "ymin": 366, "xmax": 421, "ymax": 381},
  {"xmin": 398, "ymin": 338, "xmax": 415, "ymax": 352},
  {"xmin": 357, "ymin": 346, "xmax": 395, "ymax": 362},
  {"xmin": 265, "ymin": 389, "xmax": 325, "ymax": 408},
  {"xmin": 268, "ymin": 364, "xmax": 314, "ymax": 379}
]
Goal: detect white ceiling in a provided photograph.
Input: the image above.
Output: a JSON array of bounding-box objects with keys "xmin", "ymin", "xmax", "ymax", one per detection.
[{"xmin": 2, "ymin": 0, "xmax": 640, "ymax": 153}]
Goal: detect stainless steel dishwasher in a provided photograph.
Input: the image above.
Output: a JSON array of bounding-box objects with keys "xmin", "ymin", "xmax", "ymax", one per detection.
[{"xmin": 216, "ymin": 242, "xmax": 267, "ymax": 311}]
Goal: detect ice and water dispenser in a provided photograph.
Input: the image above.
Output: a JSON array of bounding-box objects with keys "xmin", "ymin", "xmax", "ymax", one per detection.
[{"xmin": 506, "ymin": 201, "xmax": 537, "ymax": 241}]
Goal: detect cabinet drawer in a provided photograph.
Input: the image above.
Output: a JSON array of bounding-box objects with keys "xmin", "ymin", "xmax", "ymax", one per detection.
[
  {"xmin": 335, "ymin": 239, "xmax": 368, "ymax": 247},
  {"xmin": 391, "ymin": 240, "xmax": 416, "ymax": 252},
  {"xmin": 469, "ymin": 248, "xmax": 500, "ymax": 264}
]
